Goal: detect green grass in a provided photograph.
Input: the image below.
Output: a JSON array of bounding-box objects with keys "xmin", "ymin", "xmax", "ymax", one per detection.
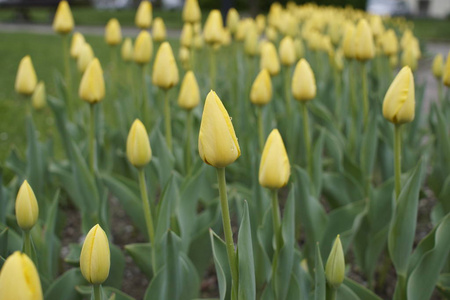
[{"xmin": 411, "ymin": 18, "xmax": 450, "ymax": 41}]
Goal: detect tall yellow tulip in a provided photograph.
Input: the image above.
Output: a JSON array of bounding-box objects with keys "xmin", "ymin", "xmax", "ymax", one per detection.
[
  {"xmin": 260, "ymin": 41, "xmax": 280, "ymax": 76},
  {"xmin": 204, "ymin": 10, "xmax": 224, "ymax": 45},
  {"xmin": 79, "ymin": 58, "xmax": 105, "ymax": 104},
  {"xmin": 105, "ymin": 18, "xmax": 122, "ymax": 46},
  {"xmin": 182, "ymin": 0, "xmax": 201, "ymax": 24},
  {"xmin": 355, "ymin": 19, "xmax": 375, "ymax": 61},
  {"xmin": 15, "ymin": 180, "xmax": 39, "ymax": 231},
  {"xmin": 152, "ymin": 17, "xmax": 166, "ymax": 42},
  {"xmin": 32, "ymin": 81, "xmax": 46, "ymax": 110},
  {"xmin": 77, "ymin": 43, "xmax": 94, "ymax": 73},
  {"xmin": 292, "ymin": 58, "xmax": 316, "ymax": 101},
  {"xmin": 443, "ymin": 51, "xmax": 450, "ymax": 87},
  {"xmin": 135, "ymin": 0, "xmax": 152, "ymax": 29},
  {"xmin": 70, "ymin": 32, "xmax": 85, "ymax": 59},
  {"xmin": 178, "ymin": 71, "xmax": 200, "ymax": 110},
  {"xmin": 126, "ymin": 119, "xmax": 152, "ymax": 168},
  {"xmin": 259, "ymin": 129, "xmax": 290, "ymax": 189},
  {"xmin": 15, "ymin": 55, "xmax": 37, "ymax": 96},
  {"xmin": 80, "ymin": 224, "xmax": 110, "ymax": 284},
  {"xmin": 279, "ymin": 36, "xmax": 296, "ymax": 66},
  {"xmin": 52, "ymin": 0, "xmax": 74, "ymax": 34},
  {"xmin": 152, "ymin": 42, "xmax": 179, "ymax": 90},
  {"xmin": 133, "ymin": 30, "xmax": 153, "ymax": 65},
  {"xmin": 121, "ymin": 38, "xmax": 133, "ymax": 62},
  {"xmin": 226, "ymin": 8, "xmax": 240, "ymax": 34}
]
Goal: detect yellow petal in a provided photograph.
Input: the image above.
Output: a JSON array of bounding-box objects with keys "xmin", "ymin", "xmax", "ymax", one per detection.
[
  {"xmin": 443, "ymin": 51, "xmax": 450, "ymax": 87},
  {"xmin": 291, "ymin": 58, "xmax": 316, "ymax": 102},
  {"xmin": 70, "ymin": 32, "xmax": 85, "ymax": 58},
  {"xmin": 32, "ymin": 81, "xmax": 46, "ymax": 110},
  {"xmin": 182, "ymin": 0, "xmax": 201, "ymax": 24},
  {"xmin": 15, "ymin": 180, "xmax": 39, "ymax": 231},
  {"xmin": 260, "ymin": 41, "xmax": 280, "ymax": 76},
  {"xmin": 152, "ymin": 17, "xmax": 167, "ymax": 42},
  {"xmin": 105, "ymin": 18, "xmax": 122, "ymax": 46},
  {"xmin": 152, "ymin": 42, "xmax": 179, "ymax": 90},
  {"xmin": 259, "ymin": 129, "xmax": 290, "ymax": 189},
  {"xmin": 432, "ymin": 54, "xmax": 443, "ymax": 79},
  {"xmin": 52, "ymin": 0, "xmax": 74, "ymax": 34},
  {"xmin": 355, "ymin": 19, "xmax": 375, "ymax": 61},
  {"xmin": 226, "ymin": 8, "xmax": 240, "ymax": 34},
  {"xmin": 79, "ymin": 58, "xmax": 105, "ymax": 103},
  {"xmin": 135, "ymin": 0, "xmax": 152, "ymax": 29},
  {"xmin": 126, "ymin": 119, "xmax": 152, "ymax": 167},
  {"xmin": 279, "ymin": 36, "xmax": 296, "ymax": 66},
  {"xmin": 80, "ymin": 224, "xmax": 110, "ymax": 284},
  {"xmin": 15, "ymin": 55, "xmax": 37, "ymax": 96},
  {"xmin": 121, "ymin": 38, "xmax": 134, "ymax": 62},
  {"xmin": 204, "ymin": 10, "xmax": 224, "ymax": 45},
  {"xmin": 250, "ymin": 68, "xmax": 272, "ymax": 106},
  {"xmin": 178, "ymin": 71, "xmax": 200, "ymax": 110},
  {"xmin": 133, "ymin": 30, "xmax": 153, "ymax": 65},
  {"xmin": 77, "ymin": 43, "xmax": 94, "ymax": 73}
]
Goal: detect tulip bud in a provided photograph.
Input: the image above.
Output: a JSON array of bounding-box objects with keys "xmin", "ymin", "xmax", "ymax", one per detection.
[
  {"xmin": 401, "ymin": 48, "xmax": 417, "ymax": 72},
  {"xmin": 133, "ymin": 30, "xmax": 153, "ymax": 65},
  {"xmin": 15, "ymin": 55, "xmax": 37, "ymax": 96},
  {"xmin": 126, "ymin": 119, "xmax": 152, "ymax": 167},
  {"xmin": 244, "ymin": 22, "xmax": 259, "ymax": 57},
  {"xmin": 250, "ymin": 69, "xmax": 272, "ymax": 106},
  {"xmin": 179, "ymin": 46, "xmax": 191, "ymax": 70},
  {"xmin": 226, "ymin": 8, "xmax": 240, "ymax": 34},
  {"xmin": 432, "ymin": 54, "xmax": 443, "ymax": 79},
  {"xmin": 370, "ymin": 15, "xmax": 384, "ymax": 37},
  {"xmin": 77, "ymin": 43, "xmax": 94, "ymax": 73},
  {"xmin": 204, "ymin": 10, "xmax": 224, "ymax": 45},
  {"xmin": 178, "ymin": 71, "xmax": 200, "ymax": 110},
  {"xmin": 325, "ymin": 235, "xmax": 345, "ymax": 288},
  {"xmin": 259, "ymin": 129, "xmax": 290, "ymax": 189},
  {"xmin": 194, "ymin": 34, "xmax": 204, "ymax": 49},
  {"xmin": 79, "ymin": 58, "xmax": 105, "ymax": 104},
  {"xmin": 222, "ymin": 28, "xmax": 232, "ymax": 46},
  {"xmin": 182, "ymin": 0, "xmax": 201, "ymax": 24},
  {"xmin": 382, "ymin": 66, "xmax": 415, "ymax": 124},
  {"xmin": 260, "ymin": 42, "xmax": 280, "ymax": 76},
  {"xmin": 279, "ymin": 36, "xmax": 296, "ymax": 66},
  {"xmin": 198, "ymin": 91, "xmax": 240, "ymax": 168},
  {"xmin": 152, "ymin": 42, "xmax": 179, "ymax": 90},
  {"xmin": 265, "ymin": 26, "xmax": 278, "ymax": 43},
  {"xmin": 121, "ymin": 38, "xmax": 133, "ymax": 62},
  {"xmin": 342, "ymin": 22, "xmax": 356, "ymax": 59},
  {"xmin": 80, "ymin": 224, "xmax": 110, "ymax": 284},
  {"xmin": 382, "ymin": 29, "xmax": 398, "ymax": 56},
  {"xmin": 32, "ymin": 81, "xmax": 46, "ymax": 110},
  {"xmin": 443, "ymin": 52, "xmax": 450, "ymax": 87},
  {"xmin": 70, "ymin": 32, "xmax": 85, "ymax": 59},
  {"xmin": 0, "ymin": 252, "xmax": 43, "ymax": 300},
  {"xmin": 235, "ymin": 19, "xmax": 249, "ymax": 42},
  {"xmin": 355, "ymin": 19, "xmax": 375, "ymax": 61},
  {"xmin": 180, "ymin": 23, "xmax": 194, "ymax": 48},
  {"xmin": 15, "ymin": 180, "xmax": 39, "ymax": 231},
  {"xmin": 105, "ymin": 18, "xmax": 122, "ymax": 46},
  {"xmin": 152, "ymin": 17, "xmax": 166, "ymax": 42},
  {"xmin": 52, "ymin": 0, "xmax": 73, "ymax": 34},
  {"xmin": 135, "ymin": 0, "xmax": 152, "ymax": 29},
  {"xmin": 292, "ymin": 59, "xmax": 316, "ymax": 101},
  {"xmin": 294, "ymin": 38, "xmax": 304, "ymax": 59},
  {"xmin": 255, "ymin": 14, "xmax": 266, "ymax": 34}
]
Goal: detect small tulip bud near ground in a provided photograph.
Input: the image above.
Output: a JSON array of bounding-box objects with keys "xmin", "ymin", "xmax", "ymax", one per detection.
[
  {"xmin": 259, "ymin": 129, "xmax": 290, "ymax": 189},
  {"xmin": 80, "ymin": 224, "xmax": 110, "ymax": 284},
  {"xmin": 126, "ymin": 119, "xmax": 152, "ymax": 168},
  {"xmin": 15, "ymin": 55, "xmax": 37, "ymax": 96},
  {"xmin": 15, "ymin": 180, "xmax": 39, "ymax": 231},
  {"xmin": 52, "ymin": 0, "xmax": 74, "ymax": 34},
  {"xmin": 325, "ymin": 235, "xmax": 345, "ymax": 289},
  {"xmin": 105, "ymin": 18, "xmax": 122, "ymax": 46},
  {"xmin": 135, "ymin": 0, "xmax": 152, "ymax": 29}
]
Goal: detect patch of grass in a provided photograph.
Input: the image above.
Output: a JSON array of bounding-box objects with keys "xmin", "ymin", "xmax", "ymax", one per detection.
[{"xmin": 411, "ymin": 18, "xmax": 450, "ymax": 41}]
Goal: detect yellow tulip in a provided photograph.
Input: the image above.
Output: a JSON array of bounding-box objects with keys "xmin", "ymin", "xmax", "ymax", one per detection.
[
  {"xmin": 121, "ymin": 38, "xmax": 133, "ymax": 62},
  {"xmin": 70, "ymin": 32, "xmax": 85, "ymax": 58},
  {"xmin": 292, "ymin": 59, "xmax": 316, "ymax": 101},
  {"xmin": 325, "ymin": 235, "xmax": 345, "ymax": 288},
  {"xmin": 279, "ymin": 36, "xmax": 296, "ymax": 66},
  {"xmin": 260, "ymin": 42, "xmax": 280, "ymax": 76},
  {"xmin": 222, "ymin": 28, "xmax": 232, "ymax": 46},
  {"xmin": 259, "ymin": 129, "xmax": 290, "ymax": 189},
  {"xmin": 294, "ymin": 38, "xmax": 304, "ymax": 59},
  {"xmin": 342, "ymin": 22, "xmax": 356, "ymax": 59},
  {"xmin": 126, "ymin": 119, "xmax": 152, "ymax": 167},
  {"xmin": 15, "ymin": 55, "xmax": 37, "ymax": 96},
  {"xmin": 77, "ymin": 43, "xmax": 94, "ymax": 73},
  {"xmin": 178, "ymin": 71, "xmax": 200, "ymax": 110},
  {"xmin": 15, "ymin": 180, "xmax": 39, "ymax": 231},
  {"xmin": 432, "ymin": 54, "xmax": 443, "ymax": 79},
  {"xmin": 179, "ymin": 46, "xmax": 191, "ymax": 70},
  {"xmin": 265, "ymin": 26, "xmax": 278, "ymax": 43},
  {"xmin": 105, "ymin": 18, "xmax": 122, "ymax": 46},
  {"xmin": 79, "ymin": 58, "xmax": 105, "ymax": 104},
  {"xmin": 180, "ymin": 23, "xmax": 194, "ymax": 48},
  {"xmin": 235, "ymin": 19, "xmax": 249, "ymax": 42},
  {"xmin": 226, "ymin": 8, "xmax": 240, "ymax": 34},
  {"xmin": 152, "ymin": 42, "xmax": 179, "ymax": 90},
  {"xmin": 194, "ymin": 34, "xmax": 204, "ymax": 49},
  {"xmin": 198, "ymin": 91, "xmax": 240, "ymax": 168},
  {"xmin": 401, "ymin": 48, "xmax": 417, "ymax": 72},
  {"xmin": 382, "ymin": 66, "xmax": 415, "ymax": 124},
  {"xmin": 133, "ymin": 30, "xmax": 153, "ymax": 65},
  {"xmin": 135, "ymin": 0, "xmax": 152, "ymax": 29},
  {"xmin": 182, "ymin": 0, "xmax": 201, "ymax": 24},
  {"xmin": 250, "ymin": 68, "xmax": 272, "ymax": 106},
  {"xmin": 52, "ymin": 0, "xmax": 73, "ymax": 34},
  {"xmin": 355, "ymin": 19, "xmax": 375, "ymax": 61},
  {"xmin": 152, "ymin": 17, "xmax": 166, "ymax": 42},
  {"xmin": 382, "ymin": 29, "xmax": 398, "ymax": 56},
  {"xmin": 0, "ymin": 252, "xmax": 43, "ymax": 300},
  {"xmin": 32, "ymin": 81, "xmax": 46, "ymax": 110},
  {"xmin": 80, "ymin": 224, "xmax": 110, "ymax": 284},
  {"xmin": 255, "ymin": 14, "xmax": 266, "ymax": 34},
  {"xmin": 370, "ymin": 15, "xmax": 384, "ymax": 37},
  {"xmin": 244, "ymin": 22, "xmax": 259, "ymax": 56},
  {"xmin": 204, "ymin": 10, "xmax": 224, "ymax": 45},
  {"xmin": 443, "ymin": 52, "xmax": 450, "ymax": 87}
]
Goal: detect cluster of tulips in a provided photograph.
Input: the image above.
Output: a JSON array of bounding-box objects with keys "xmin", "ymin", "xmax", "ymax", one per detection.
[{"xmin": 2, "ymin": 0, "xmax": 450, "ymax": 300}]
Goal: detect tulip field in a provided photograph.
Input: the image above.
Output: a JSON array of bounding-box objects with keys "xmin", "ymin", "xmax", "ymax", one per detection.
[{"xmin": 1, "ymin": 0, "xmax": 450, "ymax": 299}]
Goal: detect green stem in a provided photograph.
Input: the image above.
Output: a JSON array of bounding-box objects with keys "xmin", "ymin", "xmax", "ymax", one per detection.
[
  {"xmin": 326, "ymin": 285, "xmax": 337, "ymax": 300},
  {"xmin": 138, "ymin": 169, "xmax": 155, "ymax": 244},
  {"xmin": 62, "ymin": 34, "xmax": 72, "ymax": 118},
  {"xmin": 334, "ymin": 68, "xmax": 342, "ymax": 128},
  {"xmin": 232, "ymin": 42, "xmax": 239, "ymax": 110},
  {"xmin": 141, "ymin": 65, "xmax": 149, "ymax": 127},
  {"xmin": 209, "ymin": 46, "xmax": 217, "ymax": 90},
  {"xmin": 271, "ymin": 190, "xmax": 282, "ymax": 251},
  {"xmin": 89, "ymin": 103, "xmax": 96, "ymax": 175},
  {"xmin": 185, "ymin": 110, "xmax": 192, "ymax": 173},
  {"xmin": 283, "ymin": 65, "xmax": 292, "ymax": 113},
  {"xmin": 257, "ymin": 106, "xmax": 264, "ymax": 151},
  {"xmin": 110, "ymin": 46, "xmax": 117, "ymax": 99},
  {"xmin": 301, "ymin": 102, "xmax": 312, "ymax": 177},
  {"xmin": 93, "ymin": 284, "xmax": 101, "ymax": 300},
  {"xmin": 362, "ymin": 62, "xmax": 369, "ymax": 130},
  {"xmin": 349, "ymin": 59, "xmax": 357, "ymax": 155},
  {"xmin": 438, "ymin": 79, "xmax": 443, "ymax": 106},
  {"xmin": 394, "ymin": 124, "xmax": 402, "ymax": 201},
  {"xmin": 164, "ymin": 89, "xmax": 172, "ymax": 152},
  {"xmin": 23, "ymin": 230, "xmax": 32, "ymax": 257},
  {"xmin": 216, "ymin": 167, "xmax": 239, "ymax": 300},
  {"xmin": 393, "ymin": 273, "xmax": 407, "ymax": 300}
]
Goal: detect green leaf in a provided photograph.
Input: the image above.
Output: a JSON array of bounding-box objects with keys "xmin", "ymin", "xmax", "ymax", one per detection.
[
  {"xmin": 25, "ymin": 115, "xmax": 45, "ymax": 203},
  {"xmin": 124, "ymin": 243, "xmax": 152, "ymax": 279},
  {"xmin": 64, "ymin": 243, "xmax": 82, "ymax": 266},
  {"xmin": 322, "ymin": 172, "xmax": 364, "ymax": 208},
  {"xmin": 44, "ymin": 268, "xmax": 87, "ymax": 300},
  {"xmin": 437, "ymin": 273, "xmax": 450, "ymax": 298},
  {"xmin": 312, "ymin": 129, "xmax": 325, "ymax": 197},
  {"xmin": 150, "ymin": 129, "xmax": 175, "ymax": 187},
  {"xmin": 343, "ymin": 278, "xmax": 382, "ymax": 300},
  {"xmin": 210, "ymin": 230, "xmax": 231, "ymax": 300},
  {"xmin": 104, "ymin": 244, "xmax": 125, "ymax": 289},
  {"xmin": 314, "ymin": 243, "xmax": 326, "ymax": 300},
  {"xmin": 360, "ymin": 114, "xmax": 378, "ymax": 177}
]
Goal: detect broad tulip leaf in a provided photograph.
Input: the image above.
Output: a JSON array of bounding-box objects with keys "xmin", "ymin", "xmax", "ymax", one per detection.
[
  {"xmin": 322, "ymin": 172, "xmax": 364, "ymax": 208},
  {"xmin": 343, "ymin": 278, "xmax": 382, "ymax": 300},
  {"xmin": 210, "ymin": 230, "xmax": 231, "ymax": 300},
  {"xmin": 124, "ymin": 243, "xmax": 152, "ymax": 278},
  {"xmin": 314, "ymin": 243, "xmax": 326, "ymax": 300},
  {"xmin": 360, "ymin": 114, "xmax": 378, "ymax": 177},
  {"xmin": 437, "ymin": 273, "xmax": 450, "ymax": 298},
  {"xmin": 25, "ymin": 115, "xmax": 45, "ymax": 203},
  {"xmin": 312, "ymin": 129, "xmax": 325, "ymax": 197},
  {"xmin": 44, "ymin": 268, "xmax": 87, "ymax": 300}
]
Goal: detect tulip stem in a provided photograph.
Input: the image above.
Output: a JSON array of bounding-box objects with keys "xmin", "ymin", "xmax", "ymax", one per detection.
[
  {"xmin": 283, "ymin": 65, "xmax": 292, "ymax": 113},
  {"xmin": 438, "ymin": 79, "xmax": 443, "ymax": 105},
  {"xmin": 394, "ymin": 124, "xmax": 402, "ymax": 201},
  {"xmin": 62, "ymin": 34, "xmax": 72, "ymax": 118},
  {"xmin": 93, "ymin": 284, "xmax": 101, "ymax": 300},
  {"xmin": 349, "ymin": 59, "xmax": 357, "ymax": 155},
  {"xmin": 23, "ymin": 230, "xmax": 32, "ymax": 258},
  {"xmin": 185, "ymin": 109, "xmax": 192, "ymax": 173},
  {"xmin": 326, "ymin": 285, "xmax": 337, "ymax": 300},
  {"xmin": 301, "ymin": 102, "xmax": 312, "ymax": 177},
  {"xmin": 110, "ymin": 46, "xmax": 117, "ymax": 99},
  {"xmin": 333, "ymin": 67, "xmax": 342, "ymax": 128},
  {"xmin": 89, "ymin": 103, "xmax": 96, "ymax": 175},
  {"xmin": 209, "ymin": 46, "xmax": 217, "ymax": 90},
  {"xmin": 141, "ymin": 65, "xmax": 149, "ymax": 128},
  {"xmin": 271, "ymin": 189, "xmax": 282, "ymax": 251},
  {"xmin": 138, "ymin": 169, "xmax": 155, "ymax": 244},
  {"xmin": 164, "ymin": 89, "xmax": 173, "ymax": 152},
  {"xmin": 257, "ymin": 106, "xmax": 264, "ymax": 151},
  {"xmin": 216, "ymin": 167, "xmax": 239, "ymax": 300},
  {"xmin": 362, "ymin": 62, "xmax": 369, "ymax": 130}
]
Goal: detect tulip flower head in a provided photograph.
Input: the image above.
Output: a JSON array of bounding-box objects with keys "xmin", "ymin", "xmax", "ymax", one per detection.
[
  {"xmin": 294, "ymin": 38, "xmax": 304, "ymax": 59},
  {"xmin": 180, "ymin": 23, "xmax": 194, "ymax": 48},
  {"xmin": 152, "ymin": 42, "xmax": 179, "ymax": 90},
  {"xmin": 135, "ymin": 0, "xmax": 152, "ymax": 29},
  {"xmin": 133, "ymin": 30, "xmax": 153, "ymax": 65},
  {"xmin": 250, "ymin": 68, "xmax": 272, "ymax": 106},
  {"xmin": 179, "ymin": 46, "xmax": 191, "ymax": 70},
  {"xmin": 15, "ymin": 180, "xmax": 39, "ymax": 231},
  {"xmin": 77, "ymin": 43, "xmax": 94, "ymax": 73},
  {"xmin": 265, "ymin": 26, "xmax": 278, "ymax": 43},
  {"xmin": 382, "ymin": 66, "xmax": 415, "ymax": 124},
  {"xmin": 182, "ymin": 0, "xmax": 201, "ymax": 24},
  {"xmin": 152, "ymin": 17, "xmax": 167, "ymax": 42},
  {"xmin": 259, "ymin": 129, "xmax": 290, "ymax": 189},
  {"xmin": 15, "ymin": 55, "xmax": 37, "ymax": 96},
  {"xmin": 52, "ymin": 0, "xmax": 74, "ymax": 34},
  {"xmin": 432, "ymin": 54, "xmax": 443, "ymax": 79},
  {"xmin": 292, "ymin": 59, "xmax": 316, "ymax": 101},
  {"xmin": 70, "ymin": 32, "xmax": 85, "ymax": 59},
  {"xmin": 226, "ymin": 8, "xmax": 240, "ymax": 34},
  {"xmin": 355, "ymin": 19, "xmax": 375, "ymax": 61},
  {"xmin": 444, "ymin": 51, "xmax": 450, "ymax": 87},
  {"xmin": 382, "ymin": 29, "xmax": 398, "ymax": 56},
  {"xmin": 325, "ymin": 235, "xmax": 345, "ymax": 288},
  {"xmin": 204, "ymin": 10, "xmax": 224, "ymax": 45},
  {"xmin": 279, "ymin": 36, "xmax": 296, "ymax": 66},
  {"xmin": 79, "ymin": 58, "xmax": 105, "ymax": 104},
  {"xmin": 342, "ymin": 22, "xmax": 356, "ymax": 59},
  {"xmin": 80, "ymin": 224, "xmax": 110, "ymax": 284},
  {"xmin": 401, "ymin": 47, "xmax": 417, "ymax": 72},
  {"xmin": 244, "ymin": 22, "xmax": 259, "ymax": 57},
  {"xmin": 126, "ymin": 119, "xmax": 152, "ymax": 168},
  {"xmin": 198, "ymin": 91, "xmax": 241, "ymax": 168},
  {"xmin": 105, "ymin": 18, "xmax": 122, "ymax": 46},
  {"xmin": 0, "ymin": 252, "xmax": 43, "ymax": 300},
  {"xmin": 178, "ymin": 71, "xmax": 200, "ymax": 110},
  {"xmin": 32, "ymin": 81, "xmax": 46, "ymax": 110},
  {"xmin": 121, "ymin": 38, "xmax": 134, "ymax": 62},
  {"xmin": 260, "ymin": 42, "xmax": 280, "ymax": 76}
]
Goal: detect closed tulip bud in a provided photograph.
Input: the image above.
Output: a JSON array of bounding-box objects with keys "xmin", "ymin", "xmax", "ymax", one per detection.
[
  {"xmin": 198, "ymin": 91, "xmax": 240, "ymax": 168},
  {"xmin": 0, "ymin": 252, "xmax": 43, "ymax": 300},
  {"xmin": 15, "ymin": 180, "xmax": 39, "ymax": 231},
  {"xmin": 77, "ymin": 43, "xmax": 94, "ymax": 73},
  {"xmin": 204, "ymin": 10, "xmax": 224, "ymax": 45},
  {"xmin": 260, "ymin": 42, "xmax": 280, "ymax": 76},
  {"xmin": 80, "ymin": 224, "xmax": 110, "ymax": 284},
  {"xmin": 178, "ymin": 71, "xmax": 200, "ymax": 110},
  {"xmin": 432, "ymin": 54, "xmax": 443, "ymax": 79},
  {"xmin": 383, "ymin": 66, "xmax": 415, "ymax": 124},
  {"xmin": 292, "ymin": 59, "xmax": 316, "ymax": 101},
  {"xmin": 133, "ymin": 30, "xmax": 153, "ymax": 65},
  {"xmin": 443, "ymin": 52, "xmax": 450, "ymax": 87},
  {"xmin": 401, "ymin": 48, "xmax": 417, "ymax": 72},
  {"xmin": 180, "ymin": 23, "xmax": 193, "ymax": 48},
  {"xmin": 152, "ymin": 17, "xmax": 166, "ymax": 42},
  {"xmin": 222, "ymin": 28, "xmax": 232, "ymax": 46},
  {"xmin": 15, "ymin": 55, "xmax": 37, "ymax": 96},
  {"xmin": 135, "ymin": 0, "xmax": 152, "ymax": 29},
  {"xmin": 235, "ymin": 20, "xmax": 249, "ymax": 42},
  {"xmin": 105, "ymin": 18, "xmax": 122, "ymax": 46},
  {"xmin": 325, "ymin": 235, "xmax": 345, "ymax": 288},
  {"xmin": 259, "ymin": 129, "xmax": 290, "ymax": 189},
  {"xmin": 194, "ymin": 33, "xmax": 204, "ymax": 49},
  {"xmin": 244, "ymin": 23, "xmax": 259, "ymax": 56},
  {"xmin": 152, "ymin": 42, "xmax": 179, "ymax": 89},
  {"xmin": 179, "ymin": 46, "xmax": 190, "ymax": 70},
  {"xmin": 390, "ymin": 54, "xmax": 398, "ymax": 69},
  {"xmin": 52, "ymin": 0, "xmax": 73, "ymax": 34},
  {"xmin": 126, "ymin": 119, "xmax": 152, "ymax": 167},
  {"xmin": 32, "ymin": 81, "xmax": 46, "ymax": 110},
  {"xmin": 265, "ymin": 26, "xmax": 278, "ymax": 43},
  {"xmin": 342, "ymin": 22, "xmax": 356, "ymax": 59},
  {"xmin": 370, "ymin": 15, "xmax": 384, "ymax": 37},
  {"xmin": 279, "ymin": 36, "xmax": 296, "ymax": 66},
  {"xmin": 182, "ymin": 0, "xmax": 201, "ymax": 24},
  {"xmin": 70, "ymin": 32, "xmax": 85, "ymax": 58},
  {"xmin": 294, "ymin": 38, "xmax": 304, "ymax": 59},
  {"xmin": 250, "ymin": 69, "xmax": 272, "ymax": 106},
  {"xmin": 255, "ymin": 14, "xmax": 266, "ymax": 34},
  {"xmin": 121, "ymin": 38, "xmax": 133, "ymax": 62},
  {"xmin": 226, "ymin": 8, "xmax": 240, "ymax": 34},
  {"xmin": 382, "ymin": 29, "xmax": 398, "ymax": 56},
  {"xmin": 355, "ymin": 19, "xmax": 375, "ymax": 61},
  {"xmin": 79, "ymin": 58, "xmax": 105, "ymax": 104}
]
